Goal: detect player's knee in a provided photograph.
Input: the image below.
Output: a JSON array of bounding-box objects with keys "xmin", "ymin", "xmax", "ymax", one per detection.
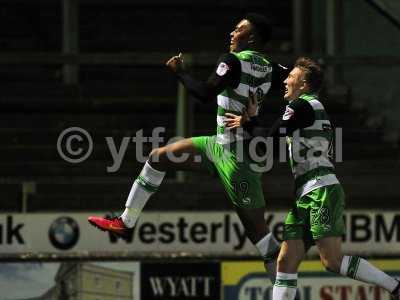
[
  {"xmin": 149, "ymin": 147, "xmax": 168, "ymax": 168},
  {"xmin": 321, "ymin": 257, "xmax": 341, "ymax": 273},
  {"xmin": 247, "ymin": 228, "xmax": 267, "ymax": 244},
  {"xmin": 149, "ymin": 148, "xmax": 159, "ymax": 162},
  {"xmin": 277, "ymin": 254, "xmax": 299, "ymax": 273},
  {"xmin": 277, "ymin": 253, "xmax": 290, "ymax": 270}
]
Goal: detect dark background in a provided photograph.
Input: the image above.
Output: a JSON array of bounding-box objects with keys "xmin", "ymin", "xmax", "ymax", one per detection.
[{"xmin": 0, "ymin": 0, "xmax": 399, "ymax": 213}]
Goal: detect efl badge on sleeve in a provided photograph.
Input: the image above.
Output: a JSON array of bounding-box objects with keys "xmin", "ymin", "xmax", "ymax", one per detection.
[
  {"xmin": 216, "ymin": 62, "xmax": 230, "ymax": 76},
  {"xmin": 282, "ymin": 106, "xmax": 295, "ymax": 120}
]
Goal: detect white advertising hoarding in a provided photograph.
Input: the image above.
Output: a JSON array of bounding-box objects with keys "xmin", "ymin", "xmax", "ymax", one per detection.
[{"xmin": 0, "ymin": 210, "xmax": 399, "ymax": 256}]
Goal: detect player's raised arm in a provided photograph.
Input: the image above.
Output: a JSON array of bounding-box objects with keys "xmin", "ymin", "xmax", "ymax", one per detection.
[{"xmin": 166, "ymin": 52, "xmax": 241, "ymax": 104}]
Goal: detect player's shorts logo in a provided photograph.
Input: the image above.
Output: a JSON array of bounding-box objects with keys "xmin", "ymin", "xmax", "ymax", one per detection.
[
  {"xmin": 48, "ymin": 216, "xmax": 80, "ymax": 250},
  {"xmin": 242, "ymin": 197, "xmax": 251, "ymax": 204},
  {"xmin": 319, "ymin": 207, "xmax": 330, "ymax": 224},
  {"xmin": 311, "ymin": 207, "xmax": 330, "ymax": 226}
]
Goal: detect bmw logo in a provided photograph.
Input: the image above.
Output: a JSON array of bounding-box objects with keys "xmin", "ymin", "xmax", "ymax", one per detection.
[{"xmin": 48, "ymin": 216, "xmax": 80, "ymax": 250}]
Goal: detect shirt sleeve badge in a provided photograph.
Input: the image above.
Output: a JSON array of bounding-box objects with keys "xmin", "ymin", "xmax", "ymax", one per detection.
[
  {"xmin": 216, "ymin": 62, "xmax": 230, "ymax": 76},
  {"xmin": 282, "ymin": 106, "xmax": 295, "ymax": 120}
]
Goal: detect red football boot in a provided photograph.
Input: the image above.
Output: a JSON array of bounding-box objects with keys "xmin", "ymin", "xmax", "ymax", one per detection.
[{"xmin": 88, "ymin": 216, "xmax": 133, "ymax": 241}]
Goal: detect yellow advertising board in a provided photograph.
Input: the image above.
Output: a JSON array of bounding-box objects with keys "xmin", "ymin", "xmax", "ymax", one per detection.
[{"xmin": 222, "ymin": 260, "xmax": 400, "ymax": 300}]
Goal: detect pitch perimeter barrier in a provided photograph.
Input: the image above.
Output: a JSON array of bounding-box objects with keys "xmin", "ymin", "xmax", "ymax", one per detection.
[
  {"xmin": 0, "ymin": 210, "xmax": 399, "ymax": 260},
  {"xmin": 1, "ymin": 259, "xmax": 400, "ymax": 300}
]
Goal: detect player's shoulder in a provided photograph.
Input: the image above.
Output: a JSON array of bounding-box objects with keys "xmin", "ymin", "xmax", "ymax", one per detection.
[
  {"xmin": 298, "ymin": 94, "xmax": 325, "ymax": 110},
  {"xmin": 289, "ymin": 96, "xmax": 315, "ymax": 112},
  {"xmin": 232, "ymin": 50, "xmax": 271, "ymax": 65},
  {"xmin": 218, "ymin": 52, "xmax": 239, "ymax": 63},
  {"xmin": 283, "ymin": 96, "xmax": 316, "ymax": 123},
  {"xmin": 216, "ymin": 53, "xmax": 242, "ymax": 67},
  {"xmin": 215, "ymin": 53, "xmax": 241, "ymax": 76}
]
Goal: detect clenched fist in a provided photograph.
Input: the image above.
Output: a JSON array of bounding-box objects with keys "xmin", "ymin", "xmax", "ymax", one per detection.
[{"xmin": 166, "ymin": 53, "xmax": 184, "ymax": 73}]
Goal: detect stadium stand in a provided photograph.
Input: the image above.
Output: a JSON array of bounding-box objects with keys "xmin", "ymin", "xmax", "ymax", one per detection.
[{"xmin": 0, "ymin": 1, "xmax": 398, "ymax": 213}]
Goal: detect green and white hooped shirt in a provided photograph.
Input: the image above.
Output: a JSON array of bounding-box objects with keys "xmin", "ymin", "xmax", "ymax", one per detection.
[
  {"xmin": 216, "ymin": 50, "xmax": 272, "ymax": 145},
  {"xmin": 287, "ymin": 94, "xmax": 339, "ymax": 197}
]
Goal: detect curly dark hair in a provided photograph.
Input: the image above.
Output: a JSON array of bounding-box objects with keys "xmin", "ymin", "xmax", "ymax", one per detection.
[{"xmin": 244, "ymin": 13, "xmax": 272, "ymax": 45}]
